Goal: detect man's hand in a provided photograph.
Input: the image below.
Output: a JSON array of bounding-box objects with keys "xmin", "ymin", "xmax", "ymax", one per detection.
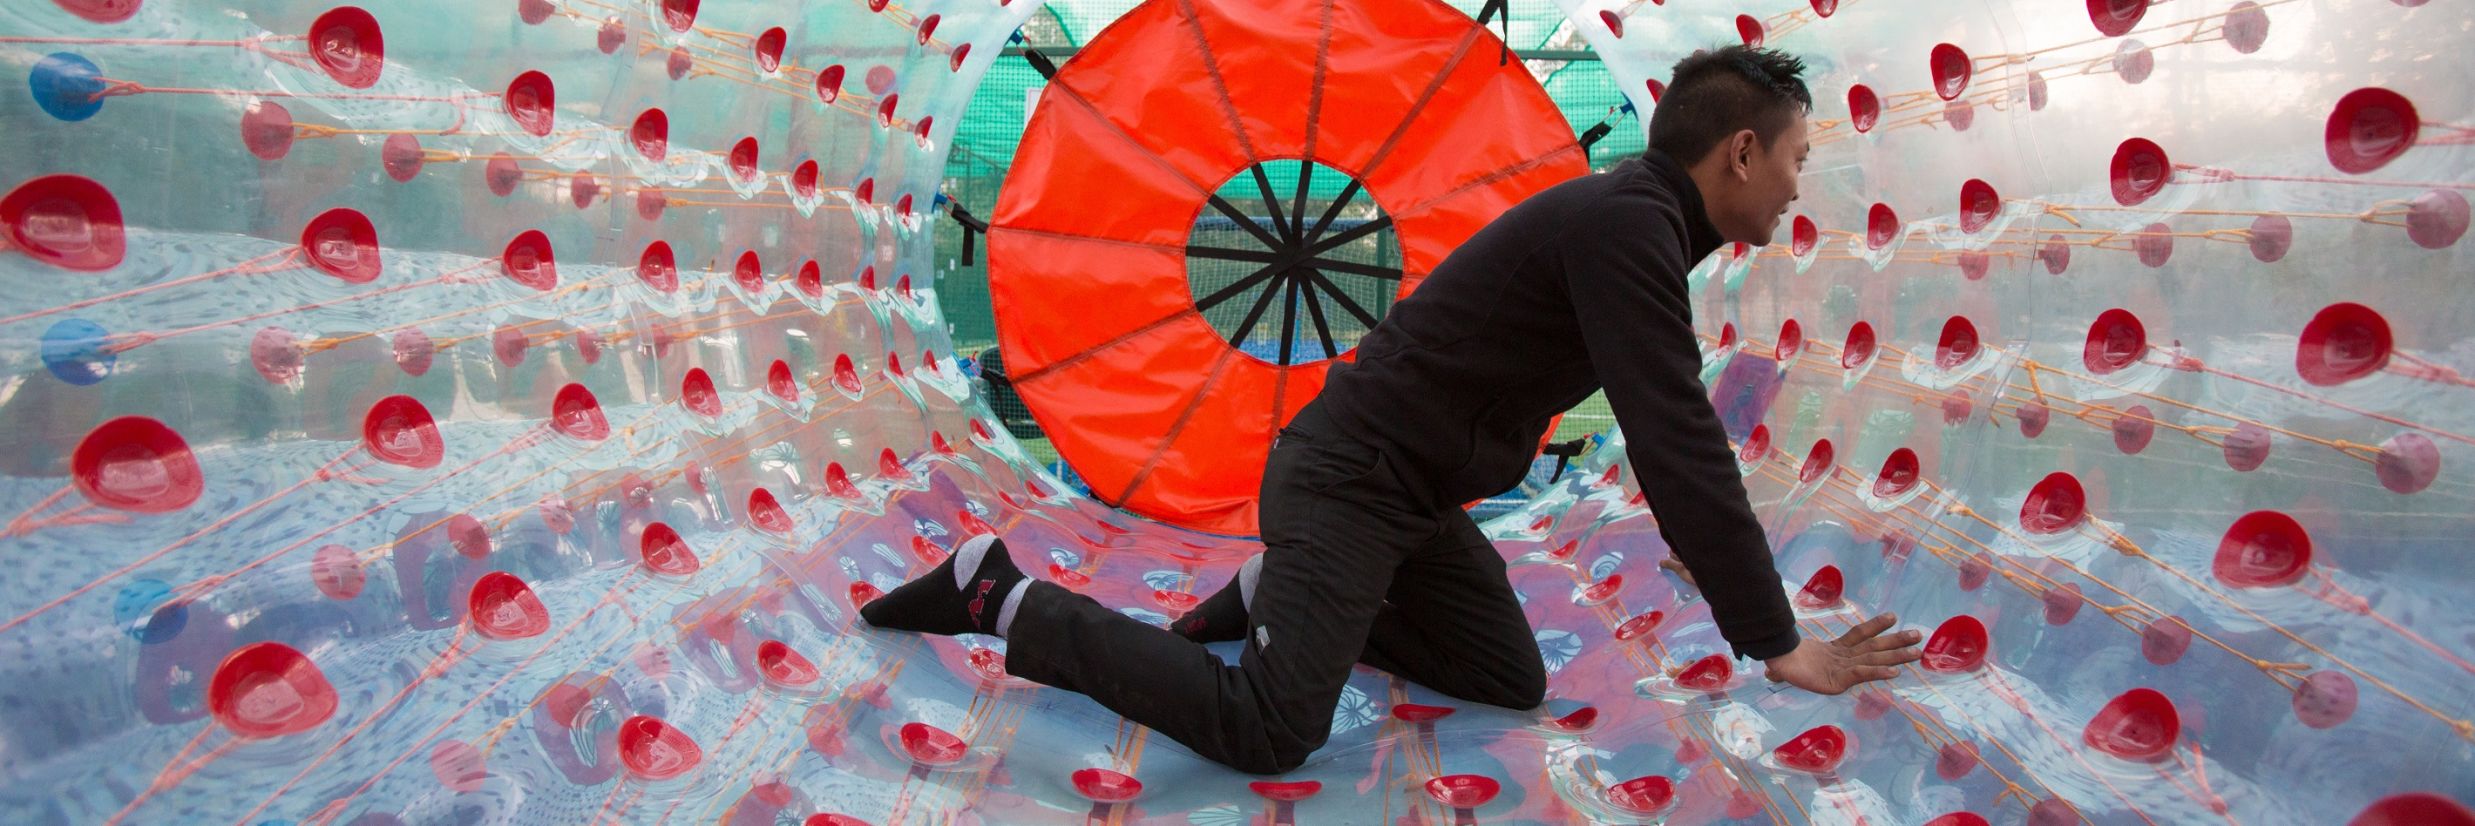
[
  {"xmin": 1662, "ymin": 556, "xmax": 1921, "ymax": 694},
  {"xmin": 1762, "ymin": 613, "xmax": 1923, "ymax": 695},
  {"xmin": 1658, "ymin": 556, "xmax": 1696, "ymax": 589}
]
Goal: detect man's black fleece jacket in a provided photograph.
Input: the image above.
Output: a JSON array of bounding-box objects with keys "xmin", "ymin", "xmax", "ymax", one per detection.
[{"xmin": 1317, "ymin": 149, "xmax": 1800, "ymax": 661}]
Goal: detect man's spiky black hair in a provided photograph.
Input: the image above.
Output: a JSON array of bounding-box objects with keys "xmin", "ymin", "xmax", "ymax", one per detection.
[{"xmin": 1646, "ymin": 45, "xmax": 1814, "ymax": 165}]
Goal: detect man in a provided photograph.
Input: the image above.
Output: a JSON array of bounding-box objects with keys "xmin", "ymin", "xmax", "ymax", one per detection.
[{"xmin": 859, "ymin": 45, "xmax": 1923, "ymax": 775}]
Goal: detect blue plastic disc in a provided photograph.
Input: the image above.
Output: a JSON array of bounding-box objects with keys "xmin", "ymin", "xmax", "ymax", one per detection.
[
  {"xmin": 41, "ymin": 318, "xmax": 117, "ymax": 385},
  {"xmin": 30, "ymin": 52, "xmax": 108, "ymax": 122}
]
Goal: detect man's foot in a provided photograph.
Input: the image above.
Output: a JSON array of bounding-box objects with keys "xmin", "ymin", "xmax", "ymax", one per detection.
[
  {"xmin": 860, "ymin": 534, "xmax": 1027, "ymax": 636},
  {"xmin": 1172, "ymin": 554, "xmax": 1261, "ymax": 643}
]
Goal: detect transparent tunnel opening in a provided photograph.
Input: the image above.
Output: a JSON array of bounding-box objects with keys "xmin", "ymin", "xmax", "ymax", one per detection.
[{"xmin": 1185, "ymin": 159, "xmax": 1399, "ymax": 368}]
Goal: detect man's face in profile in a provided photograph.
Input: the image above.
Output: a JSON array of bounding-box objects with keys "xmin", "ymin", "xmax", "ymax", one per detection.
[{"xmin": 1748, "ymin": 117, "xmax": 1810, "ymax": 247}]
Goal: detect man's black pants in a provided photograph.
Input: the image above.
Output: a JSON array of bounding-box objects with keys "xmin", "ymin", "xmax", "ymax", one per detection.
[{"xmin": 1003, "ymin": 403, "xmax": 1548, "ymax": 774}]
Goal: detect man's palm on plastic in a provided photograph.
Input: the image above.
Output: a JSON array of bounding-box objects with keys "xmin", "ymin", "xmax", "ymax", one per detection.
[{"xmin": 1658, "ymin": 556, "xmax": 1923, "ymax": 695}]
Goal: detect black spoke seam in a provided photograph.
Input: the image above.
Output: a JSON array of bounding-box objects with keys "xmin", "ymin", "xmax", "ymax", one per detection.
[
  {"xmin": 1301, "ymin": 269, "xmax": 1378, "ymax": 328},
  {"xmin": 1302, "ymin": 178, "xmax": 1364, "ymax": 247},
  {"xmin": 1205, "ymin": 193, "xmax": 1284, "ymax": 250},
  {"xmin": 1193, "ymin": 261, "xmax": 1284, "ymax": 312},
  {"xmin": 1275, "ymin": 275, "xmax": 1302, "ymax": 364},
  {"xmin": 1303, "ymin": 256, "xmax": 1401, "ymax": 281},
  {"xmin": 1297, "ymin": 267, "xmax": 1339, "ymax": 359},
  {"xmin": 1227, "ymin": 270, "xmax": 1289, "ymax": 349},
  {"xmin": 1306, "ymin": 214, "xmax": 1391, "ymax": 257},
  {"xmin": 1187, "ymin": 245, "xmax": 1283, "ymax": 265},
  {"xmin": 1249, "ymin": 163, "xmax": 1296, "ymax": 245},
  {"xmin": 1288, "ymin": 162, "xmax": 1316, "ymax": 251}
]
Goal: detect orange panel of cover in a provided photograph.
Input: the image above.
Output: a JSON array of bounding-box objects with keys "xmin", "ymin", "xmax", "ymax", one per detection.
[{"xmin": 987, "ymin": 232, "xmax": 1191, "ymax": 373}]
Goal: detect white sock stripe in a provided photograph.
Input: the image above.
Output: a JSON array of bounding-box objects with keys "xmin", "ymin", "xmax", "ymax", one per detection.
[
  {"xmin": 1238, "ymin": 553, "xmax": 1263, "ymax": 610},
  {"xmin": 952, "ymin": 533, "xmax": 1000, "ymax": 589},
  {"xmin": 994, "ymin": 579, "xmax": 1030, "ymax": 637}
]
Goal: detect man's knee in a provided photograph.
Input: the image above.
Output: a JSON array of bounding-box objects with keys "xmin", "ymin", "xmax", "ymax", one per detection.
[
  {"xmin": 1483, "ymin": 657, "xmax": 1548, "ymax": 709},
  {"xmin": 1259, "ymin": 746, "xmax": 1315, "ymax": 776},
  {"xmin": 1433, "ymin": 664, "xmax": 1546, "ymax": 710},
  {"xmin": 1227, "ymin": 733, "xmax": 1320, "ymax": 775},
  {"xmin": 1506, "ymin": 666, "xmax": 1547, "ymax": 709}
]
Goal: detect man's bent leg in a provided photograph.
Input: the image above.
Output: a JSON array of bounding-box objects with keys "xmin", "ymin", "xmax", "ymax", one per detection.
[
  {"xmin": 1005, "ymin": 423, "xmax": 1430, "ymax": 773},
  {"xmin": 1005, "ymin": 509, "xmax": 1409, "ymax": 771},
  {"xmin": 1358, "ymin": 511, "xmax": 1548, "ymax": 710}
]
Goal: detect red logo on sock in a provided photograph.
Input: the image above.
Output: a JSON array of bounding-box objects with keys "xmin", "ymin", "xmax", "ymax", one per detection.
[{"xmin": 966, "ymin": 580, "xmax": 995, "ymax": 630}]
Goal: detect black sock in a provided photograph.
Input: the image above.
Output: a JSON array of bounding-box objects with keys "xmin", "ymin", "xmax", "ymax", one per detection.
[
  {"xmin": 1171, "ymin": 578, "xmax": 1247, "ymax": 642},
  {"xmin": 1172, "ymin": 555, "xmax": 1259, "ymax": 643},
  {"xmin": 860, "ymin": 536, "xmax": 1025, "ymax": 636}
]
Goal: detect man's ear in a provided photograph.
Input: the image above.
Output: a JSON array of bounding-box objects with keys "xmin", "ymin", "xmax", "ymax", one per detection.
[{"xmin": 1729, "ymin": 129, "xmax": 1759, "ymax": 181}]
